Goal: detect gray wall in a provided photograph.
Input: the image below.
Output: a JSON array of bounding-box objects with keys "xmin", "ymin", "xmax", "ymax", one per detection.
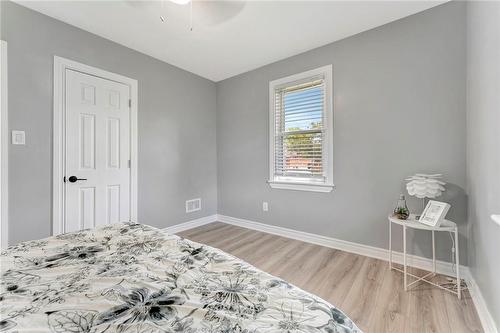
[
  {"xmin": 466, "ymin": 0, "xmax": 500, "ymax": 326},
  {"xmin": 1, "ymin": 1, "xmax": 217, "ymax": 244},
  {"xmin": 216, "ymin": 1, "xmax": 467, "ymax": 263},
  {"xmin": 1, "ymin": 1, "xmax": 470, "ymax": 266}
]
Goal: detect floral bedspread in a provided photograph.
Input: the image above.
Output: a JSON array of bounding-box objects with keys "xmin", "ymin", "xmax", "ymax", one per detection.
[{"xmin": 0, "ymin": 222, "xmax": 361, "ymax": 332}]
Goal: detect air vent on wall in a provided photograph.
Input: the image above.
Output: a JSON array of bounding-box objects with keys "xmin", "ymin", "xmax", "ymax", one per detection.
[{"xmin": 186, "ymin": 198, "xmax": 201, "ymax": 213}]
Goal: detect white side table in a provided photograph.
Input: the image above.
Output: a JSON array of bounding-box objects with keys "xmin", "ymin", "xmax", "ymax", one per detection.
[{"xmin": 388, "ymin": 214, "xmax": 461, "ymax": 299}]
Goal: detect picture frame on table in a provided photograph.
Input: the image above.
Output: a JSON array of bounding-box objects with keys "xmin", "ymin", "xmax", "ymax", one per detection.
[{"xmin": 418, "ymin": 200, "xmax": 451, "ymax": 227}]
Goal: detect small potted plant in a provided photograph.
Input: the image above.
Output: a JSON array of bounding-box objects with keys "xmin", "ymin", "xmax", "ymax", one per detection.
[
  {"xmin": 394, "ymin": 207, "xmax": 410, "ymax": 220},
  {"xmin": 393, "ymin": 194, "xmax": 410, "ymax": 220}
]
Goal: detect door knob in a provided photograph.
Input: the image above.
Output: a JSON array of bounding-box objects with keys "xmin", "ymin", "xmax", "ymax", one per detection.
[{"xmin": 67, "ymin": 176, "xmax": 87, "ymax": 183}]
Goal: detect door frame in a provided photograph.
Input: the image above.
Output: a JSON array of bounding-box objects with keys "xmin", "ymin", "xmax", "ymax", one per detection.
[
  {"xmin": 53, "ymin": 56, "xmax": 138, "ymax": 235},
  {"xmin": 0, "ymin": 40, "xmax": 8, "ymax": 248}
]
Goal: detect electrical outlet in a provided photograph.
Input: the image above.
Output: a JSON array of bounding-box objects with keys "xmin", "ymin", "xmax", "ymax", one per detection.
[
  {"xmin": 262, "ymin": 202, "xmax": 269, "ymax": 212},
  {"xmin": 186, "ymin": 198, "xmax": 201, "ymax": 213}
]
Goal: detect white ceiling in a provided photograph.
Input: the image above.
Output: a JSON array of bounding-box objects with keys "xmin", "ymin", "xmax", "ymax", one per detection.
[{"xmin": 15, "ymin": 1, "xmax": 445, "ymax": 82}]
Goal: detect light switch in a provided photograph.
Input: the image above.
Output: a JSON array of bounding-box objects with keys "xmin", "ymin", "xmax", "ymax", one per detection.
[{"xmin": 12, "ymin": 130, "xmax": 25, "ymax": 145}]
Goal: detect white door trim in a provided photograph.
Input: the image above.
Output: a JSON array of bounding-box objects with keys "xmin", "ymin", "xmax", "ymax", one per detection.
[
  {"xmin": 53, "ymin": 56, "xmax": 138, "ymax": 235},
  {"xmin": 0, "ymin": 40, "xmax": 8, "ymax": 248}
]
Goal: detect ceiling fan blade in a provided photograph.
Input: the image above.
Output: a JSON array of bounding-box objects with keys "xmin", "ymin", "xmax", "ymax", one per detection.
[{"xmin": 194, "ymin": 1, "xmax": 246, "ymax": 26}]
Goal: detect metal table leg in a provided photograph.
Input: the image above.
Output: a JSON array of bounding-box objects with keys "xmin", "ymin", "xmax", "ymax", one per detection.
[
  {"xmin": 455, "ymin": 227, "xmax": 461, "ymax": 299},
  {"xmin": 389, "ymin": 220, "xmax": 392, "ymax": 270},
  {"xmin": 403, "ymin": 225, "xmax": 407, "ymax": 291},
  {"xmin": 432, "ymin": 230, "xmax": 436, "ymax": 274}
]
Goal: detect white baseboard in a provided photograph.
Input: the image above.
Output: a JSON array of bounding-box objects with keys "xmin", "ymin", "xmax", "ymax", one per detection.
[
  {"xmin": 217, "ymin": 214, "xmax": 466, "ymax": 278},
  {"xmin": 167, "ymin": 213, "xmax": 496, "ymax": 332},
  {"xmin": 465, "ymin": 273, "xmax": 498, "ymax": 333},
  {"xmin": 163, "ymin": 214, "xmax": 217, "ymax": 234}
]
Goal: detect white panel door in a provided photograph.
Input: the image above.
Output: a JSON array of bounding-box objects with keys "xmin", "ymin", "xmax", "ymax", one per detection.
[{"xmin": 64, "ymin": 69, "xmax": 131, "ymax": 232}]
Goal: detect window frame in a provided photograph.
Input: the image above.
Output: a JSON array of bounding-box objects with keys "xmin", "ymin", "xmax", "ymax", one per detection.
[{"xmin": 268, "ymin": 65, "xmax": 334, "ymax": 193}]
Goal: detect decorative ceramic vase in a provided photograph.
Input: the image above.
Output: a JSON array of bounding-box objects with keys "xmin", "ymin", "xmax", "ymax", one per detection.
[{"xmin": 393, "ymin": 194, "xmax": 410, "ymax": 220}]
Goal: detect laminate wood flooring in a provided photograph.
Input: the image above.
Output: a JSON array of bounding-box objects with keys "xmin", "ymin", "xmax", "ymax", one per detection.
[{"xmin": 178, "ymin": 222, "xmax": 483, "ymax": 333}]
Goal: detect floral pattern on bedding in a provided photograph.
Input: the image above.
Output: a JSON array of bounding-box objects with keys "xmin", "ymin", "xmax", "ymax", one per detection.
[{"xmin": 0, "ymin": 222, "xmax": 361, "ymax": 333}]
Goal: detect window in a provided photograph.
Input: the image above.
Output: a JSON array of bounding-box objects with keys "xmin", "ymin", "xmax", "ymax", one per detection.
[{"xmin": 268, "ymin": 65, "xmax": 333, "ymax": 192}]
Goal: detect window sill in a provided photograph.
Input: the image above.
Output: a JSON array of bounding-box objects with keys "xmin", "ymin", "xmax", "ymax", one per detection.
[{"xmin": 268, "ymin": 181, "xmax": 334, "ymax": 193}]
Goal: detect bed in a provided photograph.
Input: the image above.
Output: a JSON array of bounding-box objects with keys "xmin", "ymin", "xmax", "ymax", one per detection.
[{"xmin": 0, "ymin": 222, "xmax": 361, "ymax": 332}]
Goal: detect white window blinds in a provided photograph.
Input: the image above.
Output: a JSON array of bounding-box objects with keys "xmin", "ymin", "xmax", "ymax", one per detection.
[
  {"xmin": 274, "ymin": 77, "xmax": 325, "ymax": 181},
  {"xmin": 269, "ymin": 66, "xmax": 333, "ymax": 191}
]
